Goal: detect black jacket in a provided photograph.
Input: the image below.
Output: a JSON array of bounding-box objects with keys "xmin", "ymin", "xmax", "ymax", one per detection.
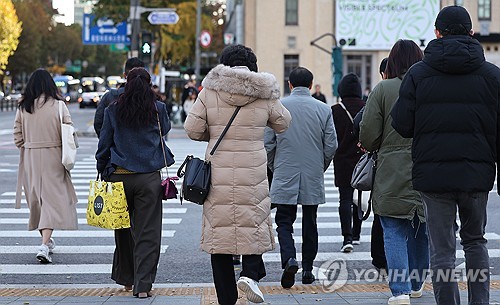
[
  {"xmin": 93, "ymin": 88, "xmax": 124, "ymax": 137},
  {"xmin": 332, "ymin": 98, "xmax": 365, "ymax": 187},
  {"xmin": 391, "ymin": 35, "xmax": 500, "ymax": 193}
]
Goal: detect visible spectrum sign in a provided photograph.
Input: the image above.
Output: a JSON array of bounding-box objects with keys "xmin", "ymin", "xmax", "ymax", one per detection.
[{"xmin": 336, "ymin": 0, "xmax": 440, "ymax": 50}]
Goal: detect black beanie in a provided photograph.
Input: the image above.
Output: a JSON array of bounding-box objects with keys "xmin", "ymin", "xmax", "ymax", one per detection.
[
  {"xmin": 435, "ymin": 5, "xmax": 472, "ymax": 32},
  {"xmin": 338, "ymin": 73, "xmax": 362, "ymax": 99}
]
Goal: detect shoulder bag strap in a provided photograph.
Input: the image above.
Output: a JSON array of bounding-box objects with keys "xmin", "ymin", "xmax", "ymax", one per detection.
[
  {"xmin": 338, "ymin": 101, "xmax": 354, "ymax": 124},
  {"xmin": 209, "ymin": 106, "xmax": 241, "ymax": 156},
  {"xmin": 155, "ymin": 104, "xmax": 169, "ymax": 176},
  {"xmin": 361, "ymin": 152, "xmax": 377, "ymax": 221}
]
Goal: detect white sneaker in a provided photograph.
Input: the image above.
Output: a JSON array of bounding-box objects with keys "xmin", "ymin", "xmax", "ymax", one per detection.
[
  {"xmin": 47, "ymin": 238, "xmax": 55, "ymax": 254},
  {"xmin": 237, "ymin": 276, "xmax": 264, "ymax": 303},
  {"xmin": 388, "ymin": 294, "xmax": 410, "ymax": 305},
  {"xmin": 352, "ymin": 240, "xmax": 361, "ymax": 245},
  {"xmin": 410, "ymin": 283, "xmax": 425, "ymax": 298},
  {"xmin": 340, "ymin": 243, "xmax": 353, "ymax": 253},
  {"xmin": 36, "ymin": 244, "xmax": 52, "ymax": 264}
]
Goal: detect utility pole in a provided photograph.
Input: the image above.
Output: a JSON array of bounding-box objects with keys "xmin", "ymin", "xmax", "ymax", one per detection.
[
  {"xmin": 195, "ymin": 0, "xmax": 201, "ymax": 85},
  {"xmin": 130, "ymin": 0, "xmax": 141, "ymax": 57}
]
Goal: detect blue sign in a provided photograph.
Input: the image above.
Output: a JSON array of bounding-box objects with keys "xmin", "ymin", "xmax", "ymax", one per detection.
[
  {"xmin": 83, "ymin": 14, "xmax": 130, "ymax": 45},
  {"xmin": 147, "ymin": 11, "xmax": 179, "ymax": 25}
]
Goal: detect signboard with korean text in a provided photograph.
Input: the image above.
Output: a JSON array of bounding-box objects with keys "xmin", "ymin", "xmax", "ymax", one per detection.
[
  {"xmin": 336, "ymin": 0, "xmax": 440, "ymax": 50},
  {"xmin": 83, "ymin": 14, "xmax": 130, "ymax": 45}
]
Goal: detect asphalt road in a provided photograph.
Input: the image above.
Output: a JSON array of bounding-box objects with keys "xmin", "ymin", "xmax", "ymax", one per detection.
[{"xmin": 1, "ymin": 103, "xmax": 500, "ymax": 286}]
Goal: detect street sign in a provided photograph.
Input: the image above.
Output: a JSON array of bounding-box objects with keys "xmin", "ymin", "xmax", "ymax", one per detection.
[
  {"xmin": 200, "ymin": 30, "xmax": 212, "ymax": 48},
  {"xmin": 82, "ymin": 14, "xmax": 130, "ymax": 45},
  {"xmin": 147, "ymin": 11, "xmax": 179, "ymax": 25}
]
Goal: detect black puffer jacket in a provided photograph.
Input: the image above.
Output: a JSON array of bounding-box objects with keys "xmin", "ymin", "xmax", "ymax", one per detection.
[{"xmin": 391, "ymin": 35, "xmax": 500, "ymax": 193}]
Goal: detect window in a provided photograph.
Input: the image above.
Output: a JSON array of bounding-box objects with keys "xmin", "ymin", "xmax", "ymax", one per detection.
[
  {"xmin": 285, "ymin": 0, "xmax": 298, "ymax": 25},
  {"xmin": 478, "ymin": 0, "xmax": 491, "ymax": 20},
  {"xmin": 454, "ymin": 0, "xmax": 464, "ymax": 6},
  {"xmin": 283, "ymin": 55, "xmax": 299, "ymax": 95}
]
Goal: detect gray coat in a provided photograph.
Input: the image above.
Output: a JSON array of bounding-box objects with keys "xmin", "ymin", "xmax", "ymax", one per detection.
[{"xmin": 265, "ymin": 87, "xmax": 337, "ymax": 205}]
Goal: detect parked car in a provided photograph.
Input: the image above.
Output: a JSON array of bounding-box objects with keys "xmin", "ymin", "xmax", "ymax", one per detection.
[{"xmin": 78, "ymin": 77, "xmax": 106, "ymax": 108}]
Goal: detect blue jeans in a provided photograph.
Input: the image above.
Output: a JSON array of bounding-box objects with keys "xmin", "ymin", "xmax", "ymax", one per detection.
[
  {"xmin": 380, "ymin": 214, "xmax": 429, "ymax": 296},
  {"xmin": 421, "ymin": 192, "xmax": 489, "ymax": 305}
]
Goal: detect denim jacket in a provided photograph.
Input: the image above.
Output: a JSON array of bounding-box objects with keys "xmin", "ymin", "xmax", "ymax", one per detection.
[{"xmin": 96, "ymin": 101, "xmax": 173, "ymax": 178}]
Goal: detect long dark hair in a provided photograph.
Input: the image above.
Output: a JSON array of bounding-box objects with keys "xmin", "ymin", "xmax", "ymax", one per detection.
[
  {"xmin": 115, "ymin": 67, "xmax": 156, "ymax": 128},
  {"xmin": 385, "ymin": 40, "xmax": 423, "ymax": 79},
  {"xmin": 19, "ymin": 69, "xmax": 62, "ymax": 113}
]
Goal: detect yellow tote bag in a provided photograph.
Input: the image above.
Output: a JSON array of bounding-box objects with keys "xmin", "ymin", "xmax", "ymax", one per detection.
[{"xmin": 86, "ymin": 180, "xmax": 131, "ymax": 229}]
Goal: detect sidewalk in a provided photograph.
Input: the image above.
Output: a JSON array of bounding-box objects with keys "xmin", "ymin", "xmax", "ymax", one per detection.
[{"xmin": 2, "ymin": 282, "xmax": 500, "ymax": 305}]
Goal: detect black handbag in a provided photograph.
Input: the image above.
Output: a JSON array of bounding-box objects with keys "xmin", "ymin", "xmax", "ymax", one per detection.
[{"xmin": 177, "ymin": 106, "xmax": 241, "ymax": 205}]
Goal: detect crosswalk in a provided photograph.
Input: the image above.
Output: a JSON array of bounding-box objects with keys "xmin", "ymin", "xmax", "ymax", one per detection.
[
  {"xmin": 0, "ymin": 137, "xmax": 201, "ymax": 277},
  {"xmin": 1, "ymin": 136, "xmax": 499, "ymax": 281}
]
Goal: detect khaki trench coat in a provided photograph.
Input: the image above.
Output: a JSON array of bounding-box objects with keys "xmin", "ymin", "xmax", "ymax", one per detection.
[
  {"xmin": 14, "ymin": 96, "xmax": 78, "ymax": 231},
  {"xmin": 184, "ymin": 65, "xmax": 291, "ymax": 255}
]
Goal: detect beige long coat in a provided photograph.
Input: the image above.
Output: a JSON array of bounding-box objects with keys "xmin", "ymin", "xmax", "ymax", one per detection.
[
  {"xmin": 184, "ymin": 65, "xmax": 291, "ymax": 255},
  {"xmin": 14, "ymin": 96, "xmax": 78, "ymax": 231}
]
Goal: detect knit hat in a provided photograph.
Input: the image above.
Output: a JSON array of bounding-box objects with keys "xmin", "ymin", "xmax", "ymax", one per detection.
[
  {"xmin": 435, "ymin": 5, "xmax": 472, "ymax": 32},
  {"xmin": 338, "ymin": 73, "xmax": 362, "ymax": 99}
]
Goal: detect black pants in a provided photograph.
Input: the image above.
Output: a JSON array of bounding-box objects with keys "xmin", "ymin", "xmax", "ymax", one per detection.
[
  {"xmin": 111, "ymin": 228, "xmax": 134, "ymax": 286},
  {"xmin": 211, "ymin": 254, "xmax": 266, "ymax": 305},
  {"xmin": 108, "ymin": 172, "xmax": 163, "ymax": 295},
  {"xmin": 275, "ymin": 204, "xmax": 318, "ymax": 271},
  {"xmin": 371, "ymin": 214, "xmax": 387, "ymax": 269},
  {"xmin": 338, "ymin": 186, "xmax": 362, "ymax": 242}
]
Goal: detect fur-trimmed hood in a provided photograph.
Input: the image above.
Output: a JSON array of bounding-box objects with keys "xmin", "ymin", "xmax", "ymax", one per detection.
[{"xmin": 201, "ymin": 64, "xmax": 280, "ymax": 106}]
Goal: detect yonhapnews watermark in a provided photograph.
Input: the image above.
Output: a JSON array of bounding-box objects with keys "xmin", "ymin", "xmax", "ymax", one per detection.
[{"xmin": 315, "ymin": 258, "xmax": 489, "ymax": 293}]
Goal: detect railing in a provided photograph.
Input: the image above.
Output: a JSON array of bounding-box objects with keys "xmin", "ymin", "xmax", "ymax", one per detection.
[{"xmin": 0, "ymin": 97, "xmax": 17, "ymax": 112}]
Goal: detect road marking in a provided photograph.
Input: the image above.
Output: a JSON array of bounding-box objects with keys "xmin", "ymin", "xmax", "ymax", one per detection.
[
  {"xmin": 272, "ymin": 222, "xmax": 373, "ymax": 229},
  {"xmin": 262, "ymin": 249, "xmax": 500, "ymax": 262},
  {"xmin": 0, "ymin": 218, "xmax": 182, "ymax": 225},
  {"xmin": 0, "ymin": 245, "xmax": 169, "ymax": 254},
  {"xmin": 274, "ymin": 233, "xmax": 500, "ymax": 243},
  {"xmin": 0, "ymin": 231, "xmax": 175, "ymax": 238},
  {"xmin": 0, "ymin": 208, "xmax": 187, "ymax": 214},
  {"xmin": 0, "ymin": 264, "xmax": 112, "ymax": 274}
]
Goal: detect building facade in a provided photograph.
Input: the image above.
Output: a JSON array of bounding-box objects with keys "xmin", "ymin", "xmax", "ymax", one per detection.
[{"xmin": 225, "ymin": 0, "xmax": 500, "ymax": 102}]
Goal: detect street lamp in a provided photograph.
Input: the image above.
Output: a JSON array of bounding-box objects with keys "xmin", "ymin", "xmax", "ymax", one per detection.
[{"xmin": 310, "ymin": 33, "xmax": 343, "ymax": 100}]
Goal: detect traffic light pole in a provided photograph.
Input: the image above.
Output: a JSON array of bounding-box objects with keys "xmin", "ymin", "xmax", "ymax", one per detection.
[
  {"xmin": 130, "ymin": 0, "xmax": 141, "ymax": 57},
  {"xmin": 194, "ymin": 0, "xmax": 201, "ymax": 86}
]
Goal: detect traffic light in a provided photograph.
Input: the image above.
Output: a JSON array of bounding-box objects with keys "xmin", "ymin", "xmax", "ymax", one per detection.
[{"xmin": 140, "ymin": 32, "xmax": 153, "ymax": 64}]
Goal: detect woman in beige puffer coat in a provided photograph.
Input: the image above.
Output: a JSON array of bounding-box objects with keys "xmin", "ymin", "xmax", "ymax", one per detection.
[{"xmin": 184, "ymin": 45, "xmax": 291, "ymax": 305}]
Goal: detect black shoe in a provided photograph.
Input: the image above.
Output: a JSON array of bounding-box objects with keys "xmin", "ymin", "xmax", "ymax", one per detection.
[
  {"xmin": 232, "ymin": 255, "xmax": 241, "ymax": 265},
  {"xmin": 302, "ymin": 270, "xmax": 315, "ymax": 284},
  {"xmin": 281, "ymin": 257, "xmax": 298, "ymax": 289}
]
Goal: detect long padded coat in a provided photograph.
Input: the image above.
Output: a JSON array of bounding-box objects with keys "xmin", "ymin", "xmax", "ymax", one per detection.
[{"xmin": 184, "ymin": 65, "xmax": 291, "ymax": 255}]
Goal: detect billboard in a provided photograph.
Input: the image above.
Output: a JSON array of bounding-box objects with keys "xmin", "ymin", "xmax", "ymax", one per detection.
[{"xmin": 336, "ymin": 0, "xmax": 440, "ymax": 50}]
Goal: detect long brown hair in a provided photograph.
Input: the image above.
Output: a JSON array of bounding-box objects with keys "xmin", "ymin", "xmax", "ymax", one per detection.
[{"xmin": 385, "ymin": 40, "xmax": 423, "ymax": 79}]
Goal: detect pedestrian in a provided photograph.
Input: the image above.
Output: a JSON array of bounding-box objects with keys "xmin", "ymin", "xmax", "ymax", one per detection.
[
  {"xmin": 311, "ymin": 84, "xmax": 327, "ymax": 103},
  {"xmin": 13, "ymin": 69, "xmax": 78, "ymax": 264},
  {"xmin": 265, "ymin": 67, "xmax": 337, "ymax": 289},
  {"xmin": 181, "ymin": 80, "xmax": 198, "ymax": 122},
  {"xmin": 331, "ymin": 73, "xmax": 364, "ymax": 253},
  {"xmin": 391, "ymin": 6, "xmax": 500, "ymax": 305},
  {"xmin": 359, "ymin": 39, "xmax": 429, "ymax": 305},
  {"xmin": 94, "ymin": 57, "xmax": 145, "ymax": 136},
  {"xmin": 93, "ymin": 57, "xmax": 145, "ymax": 292},
  {"xmin": 184, "ymin": 44, "xmax": 291, "ymax": 305},
  {"xmin": 96, "ymin": 67, "xmax": 173, "ymax": 298}
]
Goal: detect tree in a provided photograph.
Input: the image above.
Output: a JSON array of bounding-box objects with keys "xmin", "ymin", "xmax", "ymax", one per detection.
[
  {"xmin": 93, "ymin": 0, "xmax": 226, "ymax": 70},
  {"xmin": 7, "ymin": 0, "xmax": 53, "ymax": 87},
  {"xmin": 0, "ymin": 0, "xmax": 22, "ymax": 89}
]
